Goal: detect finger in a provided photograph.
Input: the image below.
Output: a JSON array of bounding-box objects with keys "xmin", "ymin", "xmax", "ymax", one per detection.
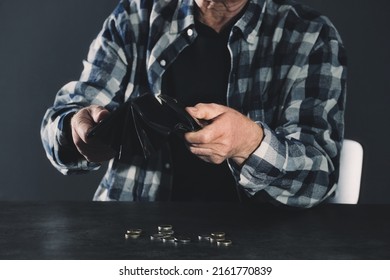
[
  {"xmin": 185, "ymin": 123, "xmax": 221, "ymax": 144},
  {"xmin": 186, "ymin": 103, "xmax": 227, "ymax": 121},
  {"xmin": 71, "ymin": 110, "xmax": 95, "ymax": 144},
  {"xmin": 71, "ymin": 106, "xmax": 109, "ymax": 144},
  {"xmin": 188, "ymin": 145, "xmax": 226, "ymax": 164}
]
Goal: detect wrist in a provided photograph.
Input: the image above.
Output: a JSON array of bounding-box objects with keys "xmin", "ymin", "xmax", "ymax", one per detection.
[
  {"xmin": 232, "ymin": 122, "xmax": 263, "ymax": 166},
  {"xmin": 64, "ymin": 112, "xmax": 77, "ymax": 147}
]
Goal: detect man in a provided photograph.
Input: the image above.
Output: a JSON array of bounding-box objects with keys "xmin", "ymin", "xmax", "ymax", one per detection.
[{"xmin": 41, "ymin": 0, "xmax": 346, "ymax": 207}]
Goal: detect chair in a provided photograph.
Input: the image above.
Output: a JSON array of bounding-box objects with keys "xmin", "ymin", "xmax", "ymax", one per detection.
[{"xmin": 327, "ymin": 139, "xmax": 364, "ymax": 204}]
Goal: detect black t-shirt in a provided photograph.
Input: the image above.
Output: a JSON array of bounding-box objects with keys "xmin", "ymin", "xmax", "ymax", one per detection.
[{"xmin": 161, "ymin": 11, "xmax": 245, "ymax": 202}]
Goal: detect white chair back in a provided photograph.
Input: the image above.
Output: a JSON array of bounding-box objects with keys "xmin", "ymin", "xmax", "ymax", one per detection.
[{"xmin": 328, "ymin": 139, "xmax": 363, "ymax": 204}]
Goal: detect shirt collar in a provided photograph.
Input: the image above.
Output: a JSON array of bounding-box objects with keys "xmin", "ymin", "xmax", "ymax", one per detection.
[
  {"xmin": 169, "ymin": 0, "xmax": 266, "ymax": 44},
  {"xmin": 169, "ymin": 0, "xmax": 195, "ymax": 34},
  {"xmin": 235, "ymin": 0, "xmax": 267, "ymax": 44}
]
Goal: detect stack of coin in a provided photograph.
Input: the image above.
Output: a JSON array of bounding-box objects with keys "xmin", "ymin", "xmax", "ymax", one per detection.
[
  {"xmin": 210, "ymin": 232, "xmax": 232, "ymax": 246},
  {"xmin": 125, "ymin": 228, "xmax": 143, "ymax": 239},
  {"xmin": 158, "ymin": 225, "xmax": 193, "ymax": 244},
  {"xmin": 210, "ymin": 232, "xmax": 226, "ymax": 243},
  {"xmin": 150, "ymin": 224, "xmax": 175, "ymax": 241},
  {"xmin": 157, "ymin": 225, "xmax": 175, "ymax": 236}
]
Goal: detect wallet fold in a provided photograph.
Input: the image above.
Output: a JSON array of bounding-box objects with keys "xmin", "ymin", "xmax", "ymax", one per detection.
[{"xmin": 87, "ymin": 93, "xmax": 201, "ymax": 159}]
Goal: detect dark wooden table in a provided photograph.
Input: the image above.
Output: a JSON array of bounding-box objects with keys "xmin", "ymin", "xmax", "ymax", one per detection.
[{"xmin": 0, "ymin": 202, "xmax": 389, "ymax": 260}]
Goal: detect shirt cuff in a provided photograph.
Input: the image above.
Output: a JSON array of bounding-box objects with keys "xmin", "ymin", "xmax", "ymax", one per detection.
[
  {"xmin": 55, "ymin": 111, "xmax": 101, "ymax": 172},
  {"xmin": 233, "ymin": 122, "xmax": 287, "ymax": 196}
]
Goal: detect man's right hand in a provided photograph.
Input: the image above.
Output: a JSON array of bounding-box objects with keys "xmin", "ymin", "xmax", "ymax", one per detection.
[{"xmin": 70, "ymin": 105, "xmax": 116, "ymax": 163}]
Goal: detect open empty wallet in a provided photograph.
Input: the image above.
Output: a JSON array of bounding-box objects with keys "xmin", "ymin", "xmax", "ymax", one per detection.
[{"xmin": 87, "ymin": 93, "xmax": 201, "ymax": 159}]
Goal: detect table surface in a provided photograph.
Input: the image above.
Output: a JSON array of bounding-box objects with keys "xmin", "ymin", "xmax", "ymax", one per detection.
[{"xmin": 0, "ymin": 201, "xmax": 389, "ymax": 260}]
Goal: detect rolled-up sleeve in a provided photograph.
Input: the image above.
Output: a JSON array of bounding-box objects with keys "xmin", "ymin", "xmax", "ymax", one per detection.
[
  {"xmin": 236, "ymin": 34, "xmax": 347, "ymax": 208},
  {"xmin": 40, "ymin": 1, "xmax": 135, "ymax": 174}
]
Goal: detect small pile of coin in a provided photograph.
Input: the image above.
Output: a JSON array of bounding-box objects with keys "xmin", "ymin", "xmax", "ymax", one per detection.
[
  {"xmin": 150, "ymin": 224, "xmax": 175, "ymax": 242},
  {"xmin": 198, "ymin": 232, "xmax": 232, "ymax": 247},
  {"xmin": 150, "ymin": 225, "xmax": 192, "ymax": 244},
  {"xmin": 124, "ymin": 225, "xmax": 232, "ymax": 247}
]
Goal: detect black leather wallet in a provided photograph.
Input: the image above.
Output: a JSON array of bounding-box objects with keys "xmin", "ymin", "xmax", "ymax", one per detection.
[{"xmin": 87, "ymin": 93, "xmax": 201, "ymax": 158}]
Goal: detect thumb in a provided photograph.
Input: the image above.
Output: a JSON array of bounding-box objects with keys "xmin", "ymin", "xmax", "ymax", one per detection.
[
  {"xmin": 89, "ymin": 105, "xmax": 110, "ymax": 124},
  {"xmin": 186, "ymin": 103, "xmax": 226, "ymax": 121},
  {"xmin": 72, "ymin": 105, "xmax": 109, "ymax": 143}
]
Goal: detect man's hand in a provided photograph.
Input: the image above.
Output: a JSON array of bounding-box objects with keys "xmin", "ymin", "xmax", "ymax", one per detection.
[
  {"xmin": 184, "ymin": 103, "xmax": 263, "ymax": 166},
  {"xmin": 70, "ymin": 105, "xmax": 116, "ymax": 163}
]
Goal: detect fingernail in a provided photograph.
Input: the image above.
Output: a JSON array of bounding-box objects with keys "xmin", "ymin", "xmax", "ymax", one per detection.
[{"xmin": 187, "ymin": 107, "xmax": 198, "ymax": 112}]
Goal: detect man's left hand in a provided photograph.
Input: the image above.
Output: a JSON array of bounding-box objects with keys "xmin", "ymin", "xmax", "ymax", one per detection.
[{"xmin": 185, "ymin": 103, "xmax": 263, "ymax": 165}]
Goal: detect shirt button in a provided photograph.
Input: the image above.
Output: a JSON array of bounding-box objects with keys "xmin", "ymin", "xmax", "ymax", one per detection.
[
  {"xmin": 164, "ymin": 163, "xmax": 171, "ymax": 169},
  {"xmin": 187, "ymin": 28, "xmax": 194, "ymax": 37},
  {"xmin": 160, "ymin": 59, "xmax": 167, "ymax": 67}
]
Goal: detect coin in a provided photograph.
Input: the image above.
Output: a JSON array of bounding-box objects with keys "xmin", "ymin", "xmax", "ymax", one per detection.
[
  {"xmin": 159, "ymin": 229, "xmax": 174, "ymax": 236},
  {"xmin": 162, "ymin": 236, "xmax": 176, "ymax": 243},
  {"xmin": 198, "ymin": 234, "xmax": 211, "ymax": 241},
  {"xmin": 124, "ymin": 229, "xmax": 142, "ymax": 239},
  {"xmin": 125, "ymin": 233, "xmax": 141, "ymax": 239},
  {"xmin": 210, "ymin": 237, "xmax": 225, "ymax": 243},
  {"xmin": 158, "ymin": 225, "xmax": 173, "ymax": 232},
  {"xmin": 126, "ymin": 229, "xmax": 142, "ymax": 235},
  {"xmin": 175, "ymin": 237, "xmax": 192, "ymax": 244},
  {"xmin": 211, "ymin": 232, "xmax": 226, "ymax": 239},
  {"xmin": 150, "ymin": 233, "xmax": 167, "ymax": 241},
  {"xmin": 217, "ymin": 239, "xmax": 232, "ymax": 247}
]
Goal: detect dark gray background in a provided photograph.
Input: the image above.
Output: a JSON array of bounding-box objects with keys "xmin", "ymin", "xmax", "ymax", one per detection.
[{"xmin": 0, "ymin": 0, "xmax": 388, "ymax": 203}]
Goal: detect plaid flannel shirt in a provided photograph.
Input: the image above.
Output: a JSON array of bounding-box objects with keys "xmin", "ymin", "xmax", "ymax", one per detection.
[{"xmin": 41, "ymin": 0, "xmax": 346, "ymax": 207}]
